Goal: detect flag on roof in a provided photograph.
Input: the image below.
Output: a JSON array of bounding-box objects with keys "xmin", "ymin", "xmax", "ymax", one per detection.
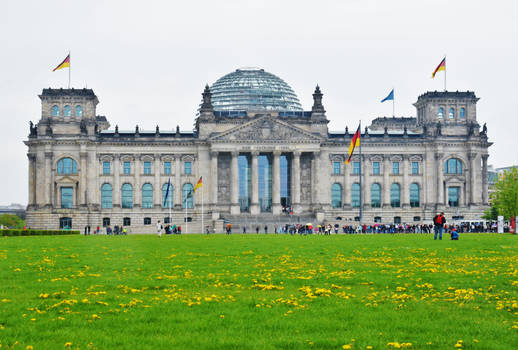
[
  {"xmin": 52, "ymin": 54, "xmax": 70, "ymax": 72},
  {"xmin": 432, "ymin": 57, "xmax": 446, "ymax": 78},
  {"xmin": 345, "ymin": 125, "xmax": 361, "ymax": 164}
]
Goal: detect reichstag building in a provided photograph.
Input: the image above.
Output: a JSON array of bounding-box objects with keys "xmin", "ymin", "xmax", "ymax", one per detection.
[{"xmin": 25, "ymin": 68, "xmax": 491, "ymax": 232}]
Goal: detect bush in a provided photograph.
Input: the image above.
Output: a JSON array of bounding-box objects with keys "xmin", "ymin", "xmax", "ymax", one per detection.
[
  {"xmin": 0, "ymin": 229, "xmax": 80, "ymax": 237},
  {"xmin": 0, "ymin": 214, "xmax": 25, "ymax": 229}
]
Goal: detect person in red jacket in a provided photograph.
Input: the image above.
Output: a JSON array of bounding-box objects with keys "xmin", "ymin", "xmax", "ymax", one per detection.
[{"xmin": 433, "ymin": 212, "xmax": 446, "ymax": 240}]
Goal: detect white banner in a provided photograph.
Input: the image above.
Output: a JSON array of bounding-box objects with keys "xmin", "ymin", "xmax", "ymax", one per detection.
[{"xmin": 498, "ymin": 216, "xmax": 504, "ymax": 233}]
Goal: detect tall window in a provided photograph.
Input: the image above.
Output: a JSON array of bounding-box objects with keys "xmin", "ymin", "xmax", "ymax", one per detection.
[
  {"xmin": 444, "ymin": 158, "xmax": 463, "ymax": 174},
  {"xmin": 258, "ymin": 155, "xmax": 272, "ymax": 212},
  {"xmin": 460, "ymin": 107, "xmax": 466, "ymax": 119},
  {"xmin": 239, "ymin": 155, "xmax": 251, "ymax": 212},
  {"xmin": 61, "ymin": 187, "xmax": 73, "ymax": 208},
  {"xmin": 182, "ymin": 183, "xmax": 194, "ymax": 209},
  {"xmin": 373, "ymin": 161, "xmax": 380, "ymax": 175},
  {"xmin": 333, "ymin": 161, "xmax": 340, "ymax": 175},
  {"xmin": 121, "ymin": 183, "xmax": 133, "ymax": 208},
  {"xmin": 448, "ymin": 187, "xmax": 460, "ymax": 207},
  {"xmin": 438, "ymin": 107, "xmax": 444, "ymax": 118},
  {"xmin": 75, "ymin": 105, "xmax": 83, "ymax": 117},
  {"xmin": 142, "ymin": 183, "xmax": 153, "ymax": 208},
  {"xmin": 410, "ymin": 183, "xmax": 420, "ymax": 207},
  {"xmin": 162, "ymin": 183, "xmax": 173, "ymax": 208},
  {"xmin": 123, "ymin": 161, "xmax": 131, "ymax": 175},
  {"xmin": 411, "ymin": 161, "xmax": 419, "ymax": 175},
  {"xmin": 103, "ymin": 161, "xmax": 110, "ymax": 175},
  {"xmin": 52, "ymin": 105, "xmax": 59, "ymax": 117},
  {"xmin": 371, "ymin": 183, "xmax": 381, "ymax": 208},
  {"xmin": 390, "ymin": 183, "xmax": 400, "ymax": 207},
  {"xmin": 57, "ymin": 158, "xmax": 77, "ymax": 174},
  {"xmin": 64, "ymin": 105, "xmax": 71, "ymax": 117},
  {"xmin": 353, "ymin": 161, "xmax": 360, "ymax": 175},
  {"xmin": 449, "ymin": 107, "xmax": 455, "ymax": 119},
  {"xmin": 279, "ymin": 155, "xmax": 291, "ymax": 209},
  {"xmin": 331, "ymin": 183, "xmax": 342, "ymax": 208},
  {"xmin": 164, "ymin": 161, "xmax": 171, "ymax": 175},
  {"xmin": 184, "ymin": 161, "xmax": 192, "ymax": 175},
  {"xmin": 101, "ymin": 183, "xmax": 112, "ymax": 209},
  {"xmin": 351, "ymin": 183, "xmax": 361, "ymax": 208},
  {"xmin": 392, "ymin": 162, "xmax": 400, "ymax": 175},
  {"xmin": 143, "ymin": 161, "xmax": 151, "ymax": 175}
]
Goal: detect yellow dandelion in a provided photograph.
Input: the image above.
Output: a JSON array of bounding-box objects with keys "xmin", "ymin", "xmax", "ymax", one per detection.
[
  {"xmin": 26, "ymin": 346, "xmax": 34, "ymax": 350},
  {"xmin": 366, "ymin": 346, "xmax": 373, "ymax": 350},
  {"xmin": 342, "ymin": 345, "xmax": 352, "ymax": 350},
  {"xmin": 219, "ymin": 315, "xmax": 225, "ymax": 318},
  {"xmin": 64, "ymin": 342, "xmax": 72, "ymax": 347}
]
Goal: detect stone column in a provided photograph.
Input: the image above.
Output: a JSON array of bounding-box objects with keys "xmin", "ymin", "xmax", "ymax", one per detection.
[
  {"xmin": 272, "ymin": 150, "xmax": 281, "ymax": 215},
  {"xmin": 113, "ymin": 154, "xmax": 120, "ymax": 207},
  {"xmin": 154, "ymin": 154, "xmax": 161, "ymax": 207},
  {"xmin": 210, "ymin": 151, "xmax": 219, "ymax": 207},
  {"xmin": 134, "ymin": 156, "xmax": 141, "ymax": 207},
  {"xmin": 402, "ymin": 156, "xmax": 410, "ymax": 207},
  {"xmin": 363, "ymin": 155, "xmax": 370, "ymax": 207},
  {"xmin": 312, "ymin": 151, "xmax": 320, "ymax": 207},
  {"xmin": 230, "ymin": 151, "xmax": 240, "ymax": 215},
  {"xmin": 436, "ymin": 153, "xmax": 444, "ymax": 207},
  {"xmin": 80, "ymin": 151, "xmax": 88, "ymax": 206},
  {"xmin": 44, "ymin": 151, "xmax": 53, "ymax": 207},
  {"xmin": 343, "ymin": 156, "xmax": 350, "ymax": 208},
  {"xmin": 482, "ymin": 155, "xmax": 489, "ymax": 205},
  {"xmin": 291, "ymin": 151, "xmax": 301, "ymax": 212},
  {"xmin": 472, "ymin": 153, "xmax": 482, "ymax": 205},
  {"xmin": 27, "ymin": 153, "xmax": 36, "ymax": 208},
  {"xmin": 87, "ymin": 150, "xmax": 97, "ymax": 207},
  {"xmin": 250, "ymin": 151, "xmax": 260, "ymax": 215},
  {"xmin": 174, "ymin": 155, "xmax": 181, "ymax": 208},
  {"xmin": 383, "ymin": 156, "xmax": 390, "ymax": 207}
]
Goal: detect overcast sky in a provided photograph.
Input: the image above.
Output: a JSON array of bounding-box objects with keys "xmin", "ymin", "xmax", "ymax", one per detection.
[{"xmin": 1, "ymin": 0, "xmax": 517, "ymax": 206}]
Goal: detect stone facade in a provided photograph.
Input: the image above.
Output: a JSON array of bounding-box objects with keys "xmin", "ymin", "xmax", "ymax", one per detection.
[{"xmin": 25, "ymin": 86, "xmax": 492, "ymax": 233}]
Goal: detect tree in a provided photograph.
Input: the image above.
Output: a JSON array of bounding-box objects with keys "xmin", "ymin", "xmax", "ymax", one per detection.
[
  {"xmin": 0, "ymin": 214, "xmax": 25, "ymax": 229},
  {"xmin": 482, "ymin": 205, "xmax": 498, "ymax": 221},
  {"xmin": 490, "ymin": 167, "xmax": 518, "ymax": 220}
]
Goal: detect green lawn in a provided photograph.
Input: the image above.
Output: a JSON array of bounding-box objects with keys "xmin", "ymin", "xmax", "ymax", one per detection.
[{"xmin": 0, "ymin": 234, "xmax": 517, "ymax": 349}]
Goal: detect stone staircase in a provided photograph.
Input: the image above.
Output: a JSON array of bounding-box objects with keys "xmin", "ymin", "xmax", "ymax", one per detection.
[{"xmin": 220, "ymin": 213, "xmax": 317, "ymax": 234}]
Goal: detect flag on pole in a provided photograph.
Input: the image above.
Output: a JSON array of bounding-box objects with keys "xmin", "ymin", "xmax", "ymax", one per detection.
[
  {"xmin": 345, "ymin": 125, "xmax": 361, "ymax": 164},
  {"xmin": 431, "ymin": 57, "xmax": 446, "ymax": 78},
  {"xmin": 52, "ymin": 54, "xmax": 70, "ymax": 72},
  {"xmin": 381, "ymin": 89, "xmax": 394, "ymax": 103},
  {"xmin": 193, "ymin": 176, "xmax": 203, "ymax": 193},
  {"xmin": 163, "ymin": 178, "xmax": 171, "ymax": 207}
]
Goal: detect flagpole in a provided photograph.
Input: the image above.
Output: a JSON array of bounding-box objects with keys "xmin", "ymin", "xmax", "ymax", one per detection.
[
  {"xmin": 168, "ymin": 179, "xmax": 172, "ymax": 228},
  {"xmin": 392, "ymin": 87, "xmax": 395, "ymax": 117},
  {"xmin": 359, "ymin": 121, "xmax": 363, "ymax": 228},
  {"xmin": 444, "ymin": 55, "xmax": 447, "ymax": 92},
  {"xmin": 68, "ymin": 51, "xmax": 71, "ymax": 89},
  {"xmin": 201, "ymin": 184, "xmax": 204, "ymax": 234}
]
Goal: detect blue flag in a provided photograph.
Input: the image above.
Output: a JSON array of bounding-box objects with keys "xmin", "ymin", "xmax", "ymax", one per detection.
[
  {"xmin": 381, "ymin": 89, "xmax": 394, "ymax": 103},
  {"xmin": 163, "ymin": 178, "xmax": 171, "ymax": 207}
]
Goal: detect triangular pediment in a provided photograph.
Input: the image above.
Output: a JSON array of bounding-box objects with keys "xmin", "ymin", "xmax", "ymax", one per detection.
[
  {"xmin": 210, "ymin": 115, "xmax": 322, "ymax": 143},
  {"xmin": 55, "ymin": 175, "xmax": 78, "ymax": 184}
]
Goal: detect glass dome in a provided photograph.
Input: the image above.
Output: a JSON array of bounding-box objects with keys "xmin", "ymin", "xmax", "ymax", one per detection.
[{"xmin": 209, "ymin": 68, "xmax": 303, "ymax": 112}]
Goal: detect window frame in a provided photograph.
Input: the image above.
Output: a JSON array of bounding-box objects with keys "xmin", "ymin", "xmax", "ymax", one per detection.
[
  {"xmin": 75, "ymin": 105, "xmax": 83, "ymax": 117},
  {"xmin": 411, "ymin": 161, "xmax": 419, "ymax": 175},
  {"xmin": 64, "ymin": 105, "xmax": 71, "ymax": 117},
  {"xmin": 52, "ymin": 105, "xmax": 59, "ymax": 117},
  {"xmin": 333, "ymin": 161, "xmax": 341, "ymax": 175},
  {"xmin": 164, "ymin": 161, "xmax": 172, "ymax": 175},
  {"xmin": 123, "ymin": 161, "xmax": 131, "ymax": 175},
  {"xmin": 142, "ymin": 183, "xmax": 153, "ymax": 209},
  {"xmin": 390, "ymin": 183, "xmax": 401, "ymax": 208},
  {"xmin": 101, "ymin": 183, "xmax": 113, "ymax": 209},
  {"xmin": 143, "ymin": 161, "xmax": 152, "ymax": 175},
  {"xmin": 353, "ymin": 161, "xmax": 360, "ymax": 175},
  {"xmin": 184, "ymin": 161, "xmax": 192, "ymax": 175},
  {"xmin": 331, "ymin": 183, "xmax": 342, "ymax": 208},
  {"xmin": 392, "ymin": 161, "xmax": 400, "ymax": 175},
  {"xmin": 103, "ymin": 161, "xmax": 111, "ymax": 175},
  {"xmin": 373, "ymin": 161, "xmax": 380, "ymax": 175}
]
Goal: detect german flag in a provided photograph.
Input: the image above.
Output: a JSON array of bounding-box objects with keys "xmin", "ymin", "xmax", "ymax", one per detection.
[
  {"xmin": 431, "ymin": 57, "xmax": 446, "ymax": 78},
  {"xmin": 345, "ymin": 125, "xmax": 360, "ymax": 164},
  {"xmin": 193, "ymin": 176, "xmax": 203, "ymax": 193},
  {"xmin": 53, "ymin": 54, "xmax": 70, "ymax": 72}
]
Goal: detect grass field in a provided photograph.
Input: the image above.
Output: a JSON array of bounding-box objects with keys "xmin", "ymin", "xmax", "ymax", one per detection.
[{"xmin": 0, "ymin": 233, "xmax": 517, "ymax": 350}]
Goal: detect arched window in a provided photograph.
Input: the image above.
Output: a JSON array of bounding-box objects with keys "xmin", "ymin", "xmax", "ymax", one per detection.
[
  {"xmin": 57, "ymin": 157, "xmax": 77, "ymax": 174},
  {"xmin": 449, "ymin": 107, "xmax": 455, "ymax": 118},
  {"xmin": 331, "ymin": 183, "xmax": 342, "ymax": 208},
  {"xmin": 410, "ymin": 183, "xmax": 420, "ymax": 207},
  {"xmin": 371, "ymin": 183, "xmax": 381, "ymax": 208},
  {"xmin": 121, "ymin": 183, "xmax": 133, "ymax": 208},
  {"xmin": 101, "ymin": 183, "xmax": 112, "ymax": 209},
  {"xmin": 444, "ymin": 158, "xmax": 463, "ymax": 174},
  {"xmin": 460, "ymin": 107, "xmax": 466, "ymax": 119},
  {"xmin": 52, "ymin": 105, "xmax": 59, "ymax": 117},
  {"xmin": 142, "ymin": 183, "xmax": 153, "ymax": 208},
  {"xmin": 162, "ymin": 183, "xmax": 174, "ymax": 208},
  {"xmin": 438, "ymin": 107, "xmax": 444, "ymax": 118},
  {"xmin": 75, "ymin": 105, "xmax": 83, "ymax": 117},
  {"xmin": 64, "ymin": 105, "xmax": 71, "ymax": 117},
  {"xmin": 390, "ymin": 183, "xmax": 400, "ymax": 207},
  {"xmin": 182, "ymin": 183, "xmax": 194, "ymax": 209},
  {"xmin": 351, "ymin": 183, "xmax": 361, "ymax": 208}
]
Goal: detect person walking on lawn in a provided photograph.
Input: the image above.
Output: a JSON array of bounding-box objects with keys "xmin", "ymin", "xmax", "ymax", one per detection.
[{"xmin": 433, "ymin": 212, "xmax": 446, "ymax": 240}]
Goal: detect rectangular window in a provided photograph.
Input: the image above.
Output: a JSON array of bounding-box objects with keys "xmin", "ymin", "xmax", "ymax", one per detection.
[
  {"xmin": 123, "ymin": 217, "xmax": 131, "ymax": 226},
  {"xmin": 164, "ymin": 217, "xmax": 171, "ymax": 224},
  {"xmin": 333, "ymin": 161, "xmax": 340, "ymax": 175},
  {"xmin": 412, "ymin": 162, "xmax": 419, "ymax": 175},
  {"xmin": 144, "ymin": 161, "xmax": 151, "ymax": 175},
  {"xmin": 185, "ymin": 161, "xmax": 192, "ymax": 175},
  {"xmin": 123, "ymin": 161, "xmax": 131, "ymax": 175},
  {"xmin": 61, "ymin": 187, "xmax": 73, "ymax": 209},
  {"xmin": 103, "ymin": 161, "xmax": 110, "ymax": 175},
  {"xmin": 373, "ymin": 162, "xmax": 380, "ymax": 175},
  {"xmin": 144, "ymin": 217, "xmax": 151, "ymax": 225},
  {"xmin": 353, "ymin": 161, "xmax": 360, "ymax": 175},
  {"xmin": 448, "ymin": 187, "xmax": 460, "ymax": 207},
  {"xmin": 164, "ymin": 161, "xmax": 171, "ymax": 175},
  {"xmin": 102, "ymin": 217, "xmax": 110, "ymax": 227},
  {"xmin": 392, "ymin": 162, "xmax": 400, "ymax": 175}
]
